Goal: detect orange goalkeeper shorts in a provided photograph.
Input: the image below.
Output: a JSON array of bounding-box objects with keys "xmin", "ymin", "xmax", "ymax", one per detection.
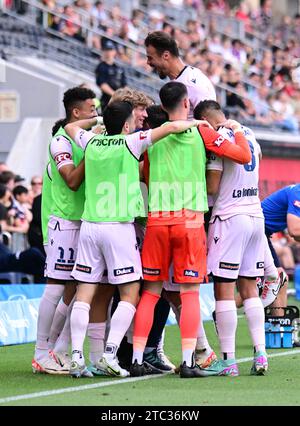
[{"xmin": 142, "ymin": 223, "xmax": 207, "ymax": 283}]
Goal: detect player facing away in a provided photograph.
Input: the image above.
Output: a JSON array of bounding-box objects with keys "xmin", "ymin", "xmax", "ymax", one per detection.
[
  {"xmin": 32, "ymin": 87, "xmax": 97, "ymax": 375},
  {"xmin": 144, "ymin": 30, "xmax": 218, "ymax": 363},
  {"xmin": 64, "ymin": 101, "xmax": 202, "ymax": 378},
  {"xmin": 194, "ymin": 100, "xmax": 269, "ymax": 376},
  {"xmin": 131, "ymin": 82, "xmax": 251, "ymax": 378}
]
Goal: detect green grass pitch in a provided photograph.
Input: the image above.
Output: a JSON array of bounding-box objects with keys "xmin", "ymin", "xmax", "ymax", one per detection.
[{"xmin": 0, "ymin": 295, "xmax": 300, "ymax": 406}]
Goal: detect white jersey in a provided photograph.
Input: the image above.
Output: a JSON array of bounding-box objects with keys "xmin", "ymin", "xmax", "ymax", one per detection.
[
  {"xmin": 49, "ymin": 135, "xmax": 81, "ymax": 230},
  {"xmin": 207, "ymin": 125, "xmax": 263, "ymax": 221},
  {"xmin": 175, "ymin": 66, "xmax": 216, "ymax": 119},
  {"xmin": 50, "ymin": 135, "xmax": 74, "ymax": 170}
]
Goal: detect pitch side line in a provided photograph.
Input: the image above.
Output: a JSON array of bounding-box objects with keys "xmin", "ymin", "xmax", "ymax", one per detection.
[{"xmin": 1, "ymin": 348, "xmax": 300, "ymax": 404}]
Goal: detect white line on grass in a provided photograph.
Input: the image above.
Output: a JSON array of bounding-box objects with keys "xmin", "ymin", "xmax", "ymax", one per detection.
[{"xmin": 1, "ymin": 348, "xmax": 300, "ymax": 405}]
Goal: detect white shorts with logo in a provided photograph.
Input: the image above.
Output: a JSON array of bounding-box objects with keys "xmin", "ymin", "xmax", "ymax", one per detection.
[
  {"xmin": 72, "ymin": 221, "xmax": 143, "ymax": 284},
  {"xmin": 207, "ymin": 215, "xmax": 265, "ymax": 280},
  {"xmin": 45, "ymin": 227, "xmax": 80, "ymax": 281}
]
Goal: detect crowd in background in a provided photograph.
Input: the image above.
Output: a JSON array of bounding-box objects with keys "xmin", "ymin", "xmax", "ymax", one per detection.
[
  {"xmin": 0, "ymin": 162, "xmax": 45, "ymax": 282},
  {"xmin": 3, "ymin": 0, "xmax": 300, "ymax": 132},
  {"xmin": 2, "ymin": 0, "xmax": 300, "ymax": 281}
]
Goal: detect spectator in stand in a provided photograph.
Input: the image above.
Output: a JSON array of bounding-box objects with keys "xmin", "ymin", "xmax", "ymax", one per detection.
[
  {"xmin": 0, "ymin": 236, "xmax": 45, "ymax": 283},
  {"xmin": 28, "ymin": 193, "xmax": 45, "ymax": 256},
  {"xmin": 260, "ymin": 0, "xmax": 272, "ymax": 29},
  {"xmin": 0, "ymin": 171, "xmax": 15, "ymax": 191},
  {"xmin": 0, "ymin": 184, "xmax": 29, "ymax": 234},
  {"xmin": 30, "ymin": 175, "xmax": 43, "ymax": 197},
  {"xmin": 127, "ymin": 9, "xmax": 144, "ymax": 45},
  {"xmin": 235, "ymin": 0, "xmax": 252, "ymax": 33},
  {"xmin": 59, "ymin": 4, "xmax": 84, "ymax": 42},
  {"xmin": 13, "ymin": 185, "xmax": 33, "ymax": 227},
  {"xmin": 206, "ymin": 0, "xmax": 229, "ymax": 15},
  {"xmin": 271, "ymin": 90, "xmax": 299, "ymax": 133},
  {"xmin": 91, "ymin": 0, "xmax": 108, "ymax": 29},
  {"xmin": 95, "ymin": 38, "xmax": 127, "ymax": 112},
  {"xmin": 0, "ymin": 163, "xmax": 10, "ymax": 173},
  {"xmin": 231, "ymin": 39, "xmax": 247, "ymax": 66}
]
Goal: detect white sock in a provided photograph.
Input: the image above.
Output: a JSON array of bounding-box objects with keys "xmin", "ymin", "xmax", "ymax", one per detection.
[
  {"xmin": 244, "ymin": 297, "xmax": 266, "ymax": 353},
  {"xmin": 104, "ymin": 301, "xmax": 136, "ymax": 361},
  {"xmin": 87, "ymin": 322, "xmax": 106, "ymax": 365},
  {"xmin": 182, "ymin": 348, "xmax": 195, "ymax": 367},
  {"xmin": 215, "ymin": 300, "xmax": 237, "ymax": 360},
  {"xmin": 157, "ymin": 328, "xmax": 165, "ymax": 353},
  {"xmin": 70, "ymin": 301, "xmax": 90, "ymax": 365},
  {"xmin": 196, "ymin": 319, "xmax": 213, "ymax": 353},
  {"xmin": 35, "ymin": 284, "xmax": 64, "ymax": 360},
  {"xmin": 125, "ymin": 319, "xmax": 134, "ymax": 344},
  {"xmin": 48, "ymin": 301, "xmax": 68, "ymax": 350},
  {"xmin": 104, "ymin": 298, "xmax": 113, "ymax": 344},
  {"xmin": 53, "ymin": 300, "xmax": 74, "ymax": 353}
]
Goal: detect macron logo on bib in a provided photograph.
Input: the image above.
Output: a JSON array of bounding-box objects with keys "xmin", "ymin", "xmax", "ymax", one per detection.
[{"xmin": 113, "ymin": 266, "xmax": 134, "ymax": 276}]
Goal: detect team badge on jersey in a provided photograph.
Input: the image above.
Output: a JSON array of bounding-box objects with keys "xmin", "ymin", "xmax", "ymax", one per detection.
[
  {"xmin": 139, "ymin": 131, "xmax": 149, "ymax": 140},
  {"xmin": 54, "ymin": 152, "xmax": 72, "ymax": 167},
  {"xmin": 214, "ymin": 135, "xmax": 225, "ymax": 147}
]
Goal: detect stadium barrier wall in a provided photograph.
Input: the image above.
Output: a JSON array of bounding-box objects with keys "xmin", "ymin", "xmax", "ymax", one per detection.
[{"xmin": 0, "ymin": 283, "xmax": 215, "ymax": 345}]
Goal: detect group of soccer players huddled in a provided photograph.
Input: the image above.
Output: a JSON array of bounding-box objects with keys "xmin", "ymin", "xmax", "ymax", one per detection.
[{"xmin": 32, "ymin": 31, "xmax": 292, "ymax": 379}]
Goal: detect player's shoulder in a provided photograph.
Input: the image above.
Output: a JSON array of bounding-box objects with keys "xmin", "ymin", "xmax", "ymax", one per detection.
[
  {"xmin": 178, "ymin": 65, "xmax": 207, "ymax": 84},
  {"xmin": 241, "ymin": 125, "xmax": 256, "ymax": 139},
  {"xmin": 288, "ymin": 184, "xmax": 300, "ymax": 196},
  {"xmin": 51, "ymin": 134, "xmax": 70, "ymax": 145}
]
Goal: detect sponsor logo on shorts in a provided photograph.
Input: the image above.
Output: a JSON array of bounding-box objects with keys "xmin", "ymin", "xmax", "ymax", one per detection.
[
  {"xmin": 256, "ymin": 261, "xmax": 264, "ymax": 269},
  {"xmin": 54, "ymin": 263, "xmax": 74, "ymax": 271},
  {"xmin": 184, "ymin": 269, "xmax": 199, "ymax": 277},
  {"xmin": 113, "ymin": 266, "xmax": 134, "ymax": 276},
  {"xmin": 75, "ymin": 264, "xmax": 92, "ymax": 274},
  {"xmin": 219, "ymin": 262, "xmax": 239, "ymax": 271},
  {"xmin": 143, "ymin": 267, "xmax": 160, "ymax": 275}
]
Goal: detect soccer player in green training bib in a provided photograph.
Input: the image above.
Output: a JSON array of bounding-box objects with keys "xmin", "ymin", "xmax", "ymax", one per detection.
[
  {"xmin": 63, "ymin": 101, "xmax": 202, "ymax": 377},
  {"xmin": 32, "ymin": 87, "xmax": 97, "ymax": 375}
]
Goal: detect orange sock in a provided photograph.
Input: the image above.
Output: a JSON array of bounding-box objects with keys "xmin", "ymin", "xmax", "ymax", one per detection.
[
  {"xmin": 180, "ymin": 291, "xmax": 200, "ymax": 352},
  {"xmin": 132, "ymin": 291, "xmax": 160, "ymax": 363},
  {"xmin": 180, "ymin": 291, "xmax": 200, "ymax": 366}
]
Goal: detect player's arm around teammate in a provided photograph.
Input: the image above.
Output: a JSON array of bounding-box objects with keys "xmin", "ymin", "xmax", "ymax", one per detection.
[
  {"xmin": 196, "ymin": 100, "xmax": 269, "ymax": 377},
  {"xmin": 33, "ymin": 88, "xmax": 98, "ymax": 375},
  {"xmin": 64, "ymin": 102, "xmax": 202, "ymax": 378}
]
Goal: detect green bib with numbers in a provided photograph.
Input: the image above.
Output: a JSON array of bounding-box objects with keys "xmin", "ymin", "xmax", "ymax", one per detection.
[
  {"xmin": 82, "ymin": 134, "xmax": 144, "ymax": 222},
  {"xmin": 49, "ymin": 127, "xmax": 85, "ymax": 220},
  {"xmin": 147, "ymin": 126, "xmax": 208, "ymax": 213}
]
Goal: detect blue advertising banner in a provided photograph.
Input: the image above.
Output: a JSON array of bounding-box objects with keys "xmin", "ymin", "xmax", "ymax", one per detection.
[
  {"xmin": 0, "ymin": 284, "xmax": 215, "ymax": 345},
  {"xmin": 0, "ymin": 284, "xmax": 45, "ymax": 301},
  {"xmin": 0, "ymin": 298, "xmax": 40, "ymax": 346},
  {"xmin": 166, "ymin": 283, "xmax": 215, "ymax": 325}
]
